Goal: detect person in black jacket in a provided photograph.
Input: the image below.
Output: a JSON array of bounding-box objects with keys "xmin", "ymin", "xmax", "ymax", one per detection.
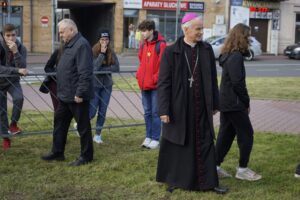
[
  {"xmin": 215, "ymin": 23, "xmax": 262, "ymax": 181},
  {"xmin": 0, "ymin": 24, "xmax": 28, "ymax": 150},
  {"xmin": 39, "ymin": 43, "xmax": 63, "ymax": 111},
  {"xmin": 41, "ymin": 19, "xmax": 94, "ymax": 166}
]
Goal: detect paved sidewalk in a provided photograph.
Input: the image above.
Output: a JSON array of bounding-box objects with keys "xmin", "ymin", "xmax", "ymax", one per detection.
[{"xmin": 19, "ymin": 85, "xmax": 300, "ymax": 134}]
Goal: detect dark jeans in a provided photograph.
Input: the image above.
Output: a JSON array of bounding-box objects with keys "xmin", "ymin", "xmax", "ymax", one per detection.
[
  {"xmin": 0, "ymin": 82, "xmax": 24, "ymax": 135},
  {"xmin": 89, "ymin": 86, "xmax": 112, "ymax": 135},
  {"xmin": 141, "ymin": 90, "xmax": 161, "ymax": 141},
  {"xmin": 215, "ymin": 110, "xmax": 254, "ymax": 168},
  {"xmin": 52, "ymin": 100, "xmax": 93, "ymax": 161}
]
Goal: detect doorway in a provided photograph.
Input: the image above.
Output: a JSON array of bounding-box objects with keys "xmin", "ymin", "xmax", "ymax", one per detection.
[{"xmin": 250, "ymin": 19, "xmax": 268, "ymax": 52}]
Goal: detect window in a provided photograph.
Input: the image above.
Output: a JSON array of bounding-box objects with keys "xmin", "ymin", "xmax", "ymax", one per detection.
[
  {"xmin": 295, "ymin": 13, "xmax": 300, "ymax": 43},
  {"xmin": 147, "ymin": 11, "xmax": 203, "ymax": 42}
]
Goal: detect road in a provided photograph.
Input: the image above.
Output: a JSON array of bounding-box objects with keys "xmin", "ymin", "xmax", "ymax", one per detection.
[{"xmin": 27, "ymin": 55, "xmax": 300, "ymax": 77}]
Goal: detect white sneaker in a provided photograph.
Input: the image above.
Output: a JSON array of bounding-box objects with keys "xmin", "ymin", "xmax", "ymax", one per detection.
[
  {"xmin": 147, "ymin": 140, "xmax": 160, "ymax": 149},
  {"xmin": 93, "ymin": 135, "xmax": 103, "ymax": 144},
  {"xmin": 217, "ymin": 167, "xmax": 232, "ymax": 178},
  {"xmin": 141, "ymin": 138, "xmax": 151, "ymax": 148},
  {"xmin": 235, "ymin": 168, "xmax": 262, "ymax": 181},
  {"xmin": 73, "ymin": 122, "xmax": 80, "ymax": 137}
]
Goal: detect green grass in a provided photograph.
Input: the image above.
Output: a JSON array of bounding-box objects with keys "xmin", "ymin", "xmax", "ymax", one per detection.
[
  {"xmin": 1, "ymin": 127, "xmax": 300, "ymax": 199},
  {"xmin": 113, "ymin": 76, "xmax": 300, "ymax": 101}
]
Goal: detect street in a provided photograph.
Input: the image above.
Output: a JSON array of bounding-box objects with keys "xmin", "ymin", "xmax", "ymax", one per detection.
[{"xmin": 27, "ymin": 54, "xmax": 300, "ymax": 77}]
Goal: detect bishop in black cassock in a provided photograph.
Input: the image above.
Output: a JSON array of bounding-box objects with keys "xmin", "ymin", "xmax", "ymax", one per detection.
[{"xmin": 156, "ymin": 13, "xmax": 227, "ymax": 194}]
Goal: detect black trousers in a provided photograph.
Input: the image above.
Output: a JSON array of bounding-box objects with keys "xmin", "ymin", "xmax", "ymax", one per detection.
[
  {"xmin": 215, "ymin": 110, "xmax": 253, "ymax": 168},
  {"xmin": 52, "ymin": 100, "xmax": 93, "ymax": 161}
]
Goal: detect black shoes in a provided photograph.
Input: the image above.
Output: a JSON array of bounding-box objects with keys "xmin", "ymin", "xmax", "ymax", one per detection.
[
  {"xmin": 69, "ymin": 157, "xmax": 91, "ymax": 166},
  {"xmin": 41, "ymin": 152, "xmax": 65, "ymax": 161},
  {"xmin": 212, "ymin": 186, "xmax": 228, "ymax": 194}
]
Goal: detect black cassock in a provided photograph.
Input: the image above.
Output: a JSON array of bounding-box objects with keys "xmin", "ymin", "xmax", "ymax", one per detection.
[{"xmin": 156, "ymin": 41, "xmax": 219, "ymax": 191}]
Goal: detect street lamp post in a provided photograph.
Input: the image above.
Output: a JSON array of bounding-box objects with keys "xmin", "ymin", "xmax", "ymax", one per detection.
[{"xmin": 175, "ymin": 0, "xmax": 182, "ymax": 40}]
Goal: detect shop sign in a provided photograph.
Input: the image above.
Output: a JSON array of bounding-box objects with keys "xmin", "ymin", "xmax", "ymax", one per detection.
[
  {"xmin": 124, "ymin": 0, "xmax": 142, "ymax": 9},
  {"xmin": 249, "ymin": 7, "xmax": 273, "ymax": 19},
  {"xmin": 231, "ymin": 0, "xmax": 243, "ymax": 6},
  {"xmin": 142, "ymin": 0, "xmax": 204, "ymax": 11}
]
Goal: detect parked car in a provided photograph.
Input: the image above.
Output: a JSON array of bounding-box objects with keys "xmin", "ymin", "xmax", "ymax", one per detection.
[
  {"xmin": 205, "ymin": 35, "xmax": 262, "ymax": 61},
  {"xmin": 284, "ymin": 43, "xmax": 300, "ymax": 59}
]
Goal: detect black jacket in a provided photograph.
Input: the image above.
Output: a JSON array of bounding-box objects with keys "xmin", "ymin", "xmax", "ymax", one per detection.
[
  {"xmin": 39, "ymin": 49, "xmax": 59, "ymax": 93},
  {"xmin": 93, "ymin": 52, "xmax": 119, "ymax": 88},
  {"xmin": 157, "ymin": 37, "xmax": 219, "ymax": 145},
  {"xmin": 56, "ymin": 33, "xmax": 94, "ymax": 102},
  {"xmin": 219, "ymin": 51, "xmax": 250, "ymax": 111},
  {"xmin": 0, "ymin": 33, "xmax": 27, "ymax": 89}
]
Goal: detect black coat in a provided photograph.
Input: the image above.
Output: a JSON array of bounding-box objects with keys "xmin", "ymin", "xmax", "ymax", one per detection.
[
  {"xmin": 157, "ymin": 37, "xmax": 219, "ymax": 145},
  {"xmin": 39, "ymin": 49, "xmax": 59, "ymax": 94},
  {"xmin": 219, "ymin": 51, "xmax": 250, "ymax": 111},
  {"xmin": 56, "ymin": 33, "xmax": 94, "ymax": 102}
]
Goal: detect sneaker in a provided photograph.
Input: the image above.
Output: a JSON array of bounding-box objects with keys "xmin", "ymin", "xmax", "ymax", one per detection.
[
  {"xmin": 2, "ymin": 138, "xmax": 11, "ymax": 150},
  {"xmin": 93, "ymin": 135, "xmax": 103, "ymax": 144},
  {"xmin": 8, "ymin": 122, "xmax": 21, "ymax": 135},
  {"xmin": 147, "ymin": 140, "xmax": 160, "ymax": 149},
  {"xmin": 73, "ymin": 122, "xmax": 80, "ymax": 137},
  {"xmin": 295, "ymin": 164, "xmax": 300, "ymax": 178},
  {"xmin": 235, "ymin": 168, "xmax": 262, "ymax": 181},
  {"xmin": 217, "ymin": 167, "xmax": 232, "ymax": 178},
  {"xmin": 141, "ymin": 137, "xmax": 151, "ymax": 148}
]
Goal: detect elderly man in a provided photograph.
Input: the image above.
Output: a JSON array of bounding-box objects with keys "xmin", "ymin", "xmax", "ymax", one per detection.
[
  {"xmin": 41, "ymin": 19, "xmax": 94, "ymax": 166},
  {"xmin": 156, "ymin": 13, "xmax": 227, "ymax": 194}
]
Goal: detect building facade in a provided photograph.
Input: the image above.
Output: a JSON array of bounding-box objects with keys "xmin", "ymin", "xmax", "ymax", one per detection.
[
  {"xmin": 2, "ymin": 0, "xmax": 289, "ymax": 54},
  {"xmin": 279, "ymin": 0, "xmax": 300, "ymax": 53}
]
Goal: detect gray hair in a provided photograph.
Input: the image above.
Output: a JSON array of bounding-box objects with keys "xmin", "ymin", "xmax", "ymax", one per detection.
[
  {"xmin": 58, "ymin": 18, "xmax": 78, "ymax": 33},
  {"xmin": 181, "ymin": 16, "xmax": 203, "ymax": 31}
]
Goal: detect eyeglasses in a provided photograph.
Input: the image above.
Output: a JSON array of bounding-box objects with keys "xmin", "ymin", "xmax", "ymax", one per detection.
[{"xmin": 5, "ymin": 34, "xmax": 16, "ymax": 37}]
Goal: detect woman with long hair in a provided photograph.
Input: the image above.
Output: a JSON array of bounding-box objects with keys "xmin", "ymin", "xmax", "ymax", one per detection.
[
  {"xmin": 40, "ymin": 42, "xmax": 64, "ymax": 111},
  {"xmin": 215, "ymin": 23, "xmax": 262, "ymax": 181},
  {"xmin": 89, "ymin": 30, "xmax": 119, "ymax": 144}
]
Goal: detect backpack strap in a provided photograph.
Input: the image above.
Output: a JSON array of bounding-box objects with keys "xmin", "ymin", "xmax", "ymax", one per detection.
[{"xmin": 141, "ymin": 40, "xmax": 166, "ymax": 55}]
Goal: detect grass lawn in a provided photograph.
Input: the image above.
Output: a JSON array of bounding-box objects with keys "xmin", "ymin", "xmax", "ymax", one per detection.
[
  {"xmin": 0, "ymin": 126, "xmax": 300, "ymax": 200},
  {"xmin": 113, "ymin": 76, "xmax": 300, "ymax": 101}
]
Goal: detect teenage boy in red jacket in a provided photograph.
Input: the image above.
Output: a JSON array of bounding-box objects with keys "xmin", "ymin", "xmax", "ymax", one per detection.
[{"xmin": 136, "ymin": 20, "xmax": 166, "ymax": 149}]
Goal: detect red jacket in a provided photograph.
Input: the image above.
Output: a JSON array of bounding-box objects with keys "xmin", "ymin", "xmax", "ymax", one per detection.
[{"xmin": 136, "ymin": 31, "xmax": 166, "ymax": 90}]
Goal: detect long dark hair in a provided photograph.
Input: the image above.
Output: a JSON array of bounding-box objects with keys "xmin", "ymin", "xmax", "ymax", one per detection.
[
  {"xmin": 221, "ymin": 23, "xmax": 251, "ymax": 55},
  {"xmin": 92, "ymin": 40, "xmax": 115, "ymax": 65}
]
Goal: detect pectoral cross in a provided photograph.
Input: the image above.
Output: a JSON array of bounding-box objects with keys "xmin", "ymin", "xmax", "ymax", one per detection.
[{"xmin": 188, "ymin": 77, "xmax": 194, "ymax": 88}]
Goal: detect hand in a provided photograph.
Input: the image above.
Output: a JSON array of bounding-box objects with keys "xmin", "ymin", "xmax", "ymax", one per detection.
[
  {"xmin": 213, "ymin": 110, "xmax": 218, "ymax": 115},
  {"xmin": 18, "ymin": 68, "xmax": 28, "ymax": 76},
  {"xmin": 160, "ymin": 115, "xmax": 170, "ymax": 124},
  {"xmin": 6, "ymin": 40, "xmax": 18, "ymax": 54},
  {"xmin": 74, "ymin": 96, "xmax": 83, "ymax": 103},
  {"xmin": 100, "ymin": 45, "xmax": 107, "ymax": 53}
]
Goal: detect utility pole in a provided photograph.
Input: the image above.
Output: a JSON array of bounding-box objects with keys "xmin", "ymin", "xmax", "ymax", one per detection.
[{"xmin": 175, "ymin": 0, "xmax": 182, "ymax": 40}]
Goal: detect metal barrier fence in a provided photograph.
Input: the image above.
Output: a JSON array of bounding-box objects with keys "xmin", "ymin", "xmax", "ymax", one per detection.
[{"xmin": 0, "ymin": 71, "xmax": 145, "ymax": 137}]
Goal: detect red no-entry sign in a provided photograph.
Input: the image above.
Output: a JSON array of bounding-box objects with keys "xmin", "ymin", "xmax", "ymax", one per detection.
[{"xmin": 40, "ymin": 16, "xmax": 49, "ymax": 24}]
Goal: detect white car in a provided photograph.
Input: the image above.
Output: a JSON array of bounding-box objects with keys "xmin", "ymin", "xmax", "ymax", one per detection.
[{"xmin": 205, "ymin": 35, "xmax": 262, "ymax": 61}]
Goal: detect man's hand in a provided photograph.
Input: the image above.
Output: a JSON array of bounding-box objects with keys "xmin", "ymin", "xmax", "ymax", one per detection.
[
  {"xmin": 6, "ymin": 40, "xmax": 18, "ymax": 54},
  {"xmin": 18, "ymin": 69, "xmax": 28, "ymax": 76},
  {"xmin": 160, "ymin": 115, "xmax": 170, "ymax": 124},
  {"xmin": 213, "ymin": 110, "xmax": 219, "ymax": 115},
  {"xmin": 74, "ymin": 96, "xmax": 83, "ymax": 103}
]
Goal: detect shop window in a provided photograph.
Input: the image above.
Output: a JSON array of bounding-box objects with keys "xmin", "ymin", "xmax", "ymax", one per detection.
[
  {"xmin": 295, "ymin": 13, "xmax": 300, "ymax": 43},
  {"xmin": 147, "ymin": 11, "xmax": 203, "ymax": 43},
  {"xmin": 0, "ymin": 6, "xmax": 23, "ymax": 42}
]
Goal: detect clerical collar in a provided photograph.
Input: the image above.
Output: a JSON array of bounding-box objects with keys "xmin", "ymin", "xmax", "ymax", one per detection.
[{"xmin": 183, "ymin": 38, "xmax": 197, "ymax": 48}]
